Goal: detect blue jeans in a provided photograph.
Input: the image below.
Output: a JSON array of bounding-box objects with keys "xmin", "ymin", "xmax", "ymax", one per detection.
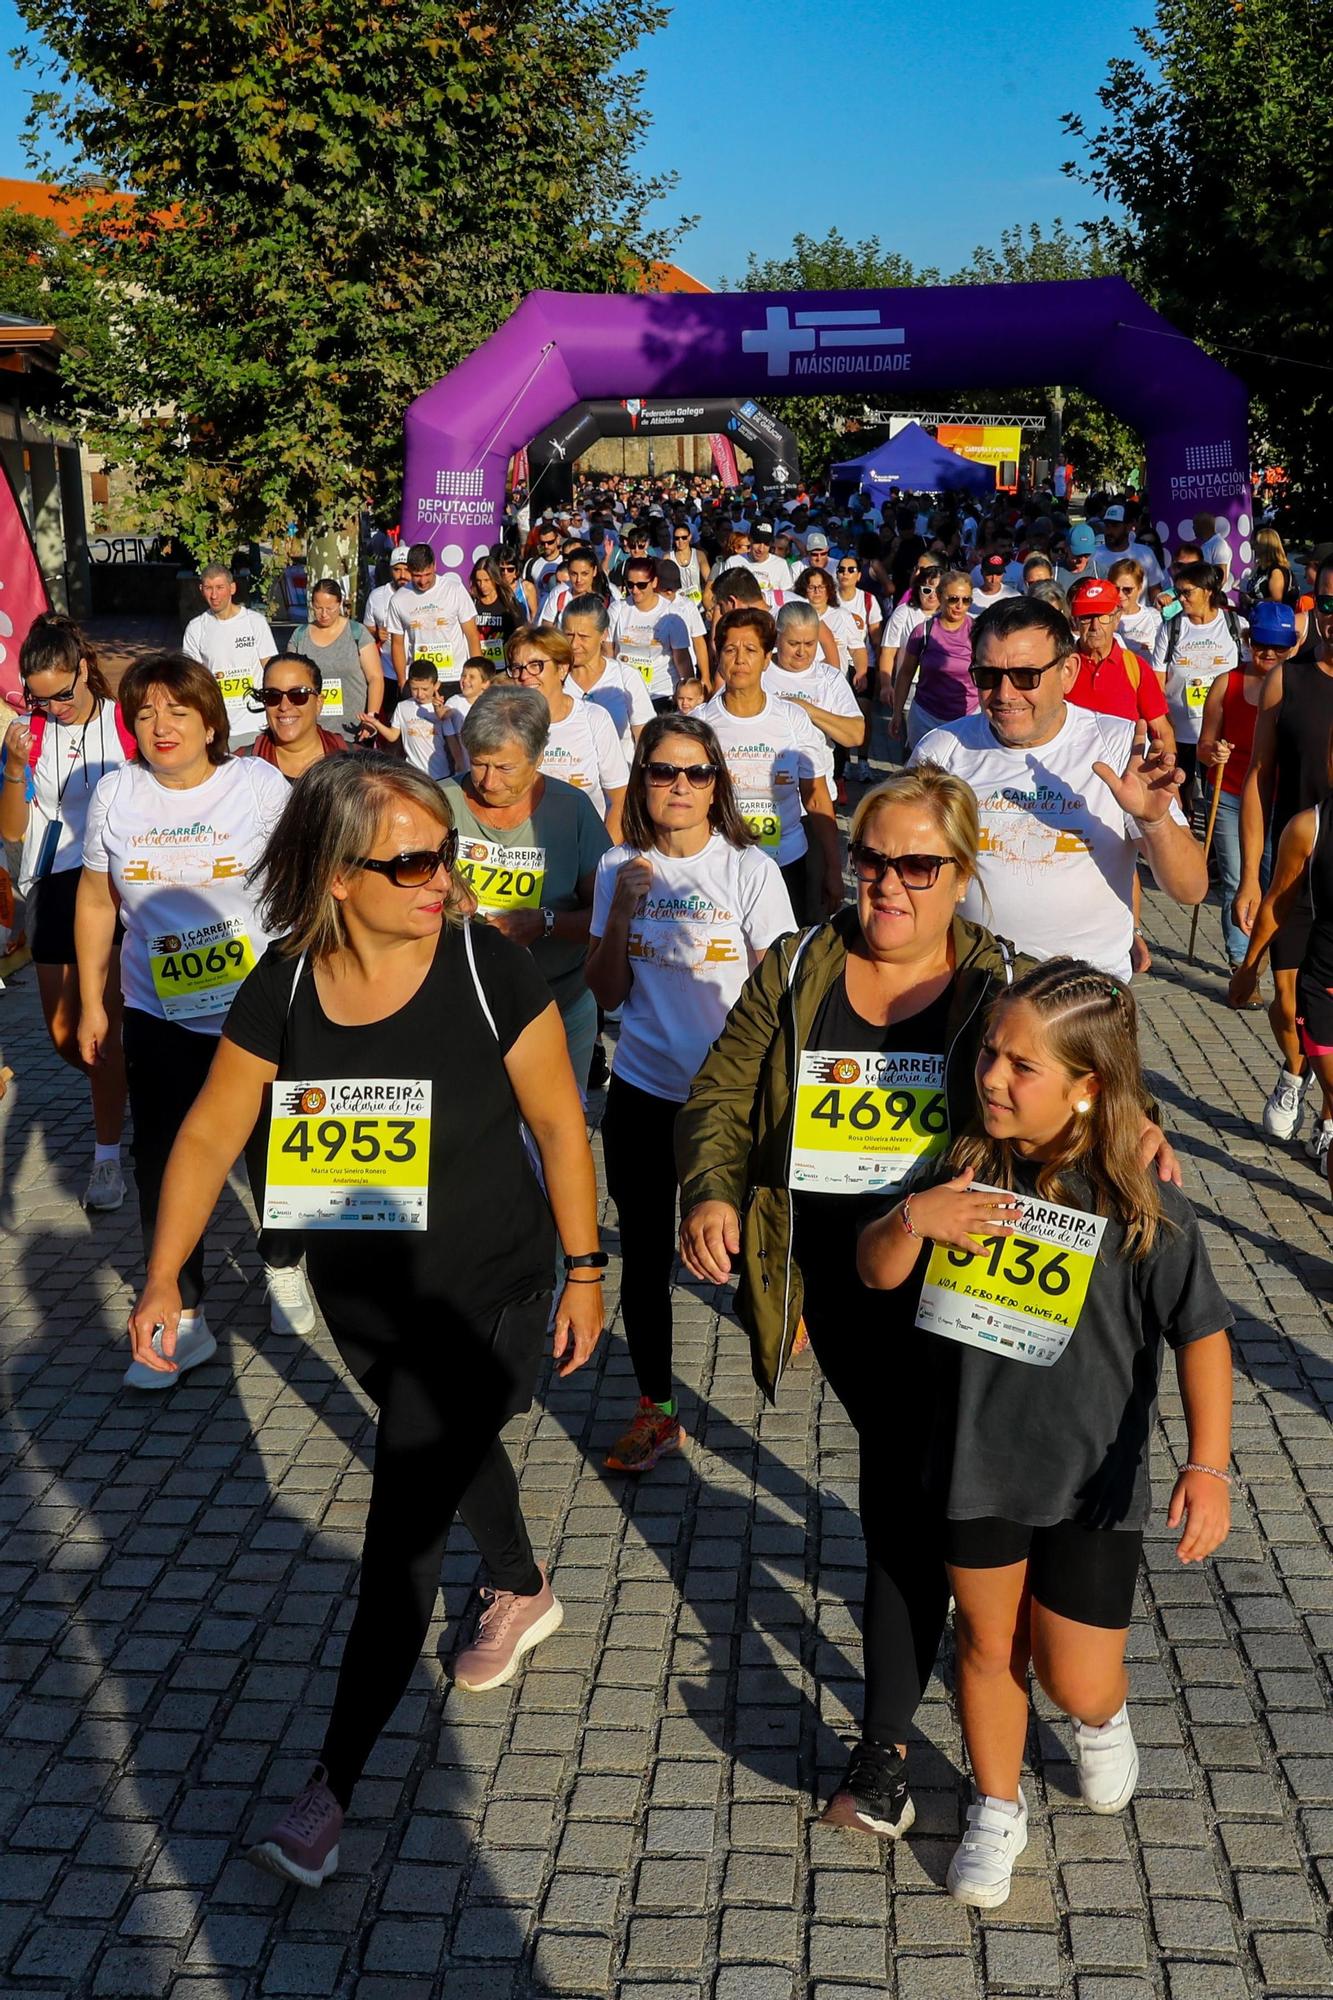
[{"xmin": 1211, "ymin": 785, "xmax": 1270, "ymax": 966}]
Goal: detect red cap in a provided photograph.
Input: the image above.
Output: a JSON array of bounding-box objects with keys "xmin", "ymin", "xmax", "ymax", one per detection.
[{"xmin": 1070, "ymin": 578, "xmax": 1120, "ymax": 617}]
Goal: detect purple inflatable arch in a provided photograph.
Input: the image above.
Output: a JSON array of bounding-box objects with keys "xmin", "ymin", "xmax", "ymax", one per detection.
[{"xmin": 403, "ymin": 278, "xmax": 1251, "ymax": 575}]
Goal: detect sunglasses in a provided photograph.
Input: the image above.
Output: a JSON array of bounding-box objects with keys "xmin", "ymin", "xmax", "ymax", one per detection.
[
  {"xmin": 837, "ymin": 564, "xmax": 859, "ymax": 574},
  {"xmin": 970, "ymin": 654, "xmax": 1067, "ymax": 692},
  {"xmin": 942, "ymin": 594, "xmax": 972, "ymax": 607},
  {"xmin": 351, "ymin": 833, "xmax": 458, "ymax": 888},
  {"xmin": 248, "ymin": 686, "xmax": 319, "ymax": 708},
  {"xmin": 23, "ymin": 681, "xmax": 79, "ymax": 710},
  {"xmin": 628, "ymin": 577, "xmax": 655, "ymax": 590},
  {"xmin": 499, "ymin": 561, "xmax": 518, "ymax": 572},
  {"xmin": 505, "ymin": 658, "xmax": 549, "ymax": 680},
  {"xmin": 849, "ymin": 843, "xmax": 957, "ymax": 891},
  {"xmin": 644, "ymin": 760, "xmax": 717, "ymax": 789},
  {"xmin": 674, "ymin": 534, "xmax": 692, "ymax": 543}
]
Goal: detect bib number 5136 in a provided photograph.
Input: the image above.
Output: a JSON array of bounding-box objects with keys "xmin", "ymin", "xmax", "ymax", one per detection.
[{"xmin": 946, "ymin": 1233, "xmax": 1072, "ymax": 1295}]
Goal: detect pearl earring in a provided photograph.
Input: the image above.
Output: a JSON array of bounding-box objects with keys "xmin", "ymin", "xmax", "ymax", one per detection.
[{"xmin": 1075, "ymin": 1099, "xmax": 1092, "ymax": 1114}]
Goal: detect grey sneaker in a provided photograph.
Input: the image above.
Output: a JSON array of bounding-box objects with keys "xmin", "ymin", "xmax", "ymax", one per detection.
[
  {"xmin": 1262, "ymin": 1066, "xmax": 1309, "ymax": 1140},
  {"xmin": 264, "ymin": 1262, "xmax": 316, "ymax": 1335},
  {"xmin": 84, "ymin": 1159, "xmax": 126, "ymax": 1211},
  {"xmin": 452, "ymin": 1564, "xmax": 563, "ymax": 1692},
  {"xmin": 246, "ymin": 1765, "xmax": 343, "ymax": 1888},
  {"xmin": 122, "ymin": 1312, "xmax": 217, "ymax": 1391}
]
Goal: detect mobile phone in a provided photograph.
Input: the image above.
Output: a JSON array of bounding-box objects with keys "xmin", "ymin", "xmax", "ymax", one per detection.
[{"xmin": 1159, "ymin": 594, "xmax": 1182, "ymax": 621}]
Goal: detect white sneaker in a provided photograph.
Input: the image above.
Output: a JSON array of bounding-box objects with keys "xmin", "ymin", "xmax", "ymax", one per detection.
[
  {"xmin": 1262, "ymin": 1066, "xmax": 1309, "ymax": 1139},
  {"xmin": 946, "ymin": 1788, "xmax": 1028, "ymax": 1907},
  {"xmin": 265, "ymin": 1263, "xmax": 317, "ymax": 1335},
  {"xmin": 1305, "ymin": 1117, "xmax": 1333, "ymax": 1166},
  {"xmin": 84, "ymin": 1159, "xmax": 126, "ymax": 1211},
  {"xmin": 1072, "ymin": 1704, "xmax": 1139, "ymax": 1813},
  {"xmin": 123, "ymin": 1312, "xmax": 217, "ymax": 1391}
]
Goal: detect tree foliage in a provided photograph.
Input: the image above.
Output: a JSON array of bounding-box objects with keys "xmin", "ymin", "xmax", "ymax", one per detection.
[
  {"xmin": 13, "ymin": 0, "xmax": 678, "ymax": 549},
  {"xmin": 0, "ymin": 205, "xmax": 115, "ymax": 410},
  {"xmin": 729, "ymin": 223, "xmax": 1139, "ymax": 488},
  {"xmin": 1063, "ymin": 0, "xmax": 1333, "ymax": 526}
]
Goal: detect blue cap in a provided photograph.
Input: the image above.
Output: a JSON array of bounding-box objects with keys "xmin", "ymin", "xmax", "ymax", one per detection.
[
  {"xmin": 1249, "ymin": 600, "xmax": 1297, "ymax": 649},
  {"xmin": 1069, "ymin": 523, "xmax": 1096, "ymax": 555}
]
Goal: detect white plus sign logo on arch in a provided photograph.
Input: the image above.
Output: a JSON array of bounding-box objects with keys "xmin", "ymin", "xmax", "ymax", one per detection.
[{"xmin": 741, "ymin": 307, "xmax": 907, "ymax": 379}]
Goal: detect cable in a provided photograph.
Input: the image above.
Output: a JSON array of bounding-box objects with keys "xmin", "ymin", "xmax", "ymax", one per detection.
[{"xmin": 1117, "ymin": 320, "xmax": 1333, "ymax": 377}]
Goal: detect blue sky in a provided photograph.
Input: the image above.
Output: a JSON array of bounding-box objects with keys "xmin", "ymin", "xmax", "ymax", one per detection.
[{"xmin": 0, "ymin": 0, "xmax": 1154, "ymax": 283}]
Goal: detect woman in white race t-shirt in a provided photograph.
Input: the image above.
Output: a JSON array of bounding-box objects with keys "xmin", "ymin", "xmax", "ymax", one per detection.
[
  {"xmin": 0, "ymin": 615, "xmax": 133, "ymax": 1209},
  {"xmin": 1152, "ymin": 560, "xmax": 1244, "ymax": 806},
  {"xmin": 503, "ymin": 626, "xmax": 629, "ymax": 843},
  {"xmin": 586, "ymin": 713, "xmax": 794, "ymax": 1476},
  {"xmin": 76, "ymin": 651, "xmax": 299, "ymax": 1388}
]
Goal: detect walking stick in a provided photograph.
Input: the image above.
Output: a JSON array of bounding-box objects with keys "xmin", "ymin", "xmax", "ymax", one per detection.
[{"xmin": 1187, "ymin": 740, "xmax": 1230, "ymax": 965}]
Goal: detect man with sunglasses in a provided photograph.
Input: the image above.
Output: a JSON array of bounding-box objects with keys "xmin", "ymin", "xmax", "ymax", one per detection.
[
  {"xmin": 524, "ymin": 522, "xmax": 564, "ymax": 592},
  {"xmin": 607, "ymin": 561, "xmax": 693, "ymax": 709},
  {"xmin": 910, "ymin": 596, "xmax": 1207, "ymax": 978}
]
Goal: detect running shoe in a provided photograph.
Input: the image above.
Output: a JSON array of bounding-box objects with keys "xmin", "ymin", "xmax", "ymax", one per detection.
[
  {"xmin": 246, "ymin": 1765, "xmax": 343, "ymax": 1887},
  {"xmin": 452, "ymin": 1564, "xmax": 564, "ymax": 1692},
  {"xmin": 587, "ymin": 1041, "xmax": 610, "ymax": 1092},
  {"xmin": 122, "ymin": 1312, "xmax": 217, "ymax": 1391},
  {"xmin": 1072, "ymin": 1705, "xmax": 1139, "ymax": 1813},
  {"xmin": 1262, "ymin": 1066, "xmax": 1309, "ymax": 1140},
  {"xmin": 1305, "ymin": 1118, "xmax": 1333, "ymax": 1167},
  {"xmin": 84, "ymin": 1159, "xmax": 126, "ymax": 1211},
  {"xmin": 946, "ymin": 1788, "xmax": 1028, "ymax": 1908},
  {"xmin": 604, "ymin": 1397, "xmax": 687, "ymax": 1474},
  {"xmin": 264, "ymin": 1262, "xmax": 317, "ymax": 1336},
  {"xmin": 820, "ymin": 1741, "xmax": 915, "ymax": 1839}
]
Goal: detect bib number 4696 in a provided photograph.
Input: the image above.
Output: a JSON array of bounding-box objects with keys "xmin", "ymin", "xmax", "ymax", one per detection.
[{"xmin": 810, "ymin": 1086, "xmax": 947, "ymax": 1135}]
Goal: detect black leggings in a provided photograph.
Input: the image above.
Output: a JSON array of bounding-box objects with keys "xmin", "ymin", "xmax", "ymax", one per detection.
[
  {"xmin": 319, "ymin": 1290, "xmax": 550, "ymax": 1808},
  {"xmin": 801, "ymin": 1261, "xmax": 950, "ymax": 1749},
  {"xmin": 601, "ymin": 1074, "xmax": 682, "ymax": 1405},
  {"xmin": 122, "ymin": 1008, "xmax": 299, "ymax": 1311}
]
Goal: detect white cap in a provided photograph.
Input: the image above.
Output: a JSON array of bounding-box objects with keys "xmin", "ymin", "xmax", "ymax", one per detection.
[
  {"xmin": 1104, "ymin": 504, "xmax": 1126, "ymax": 522},
  {"xmin": 390, "ymin": 546, "xmax": 411, "ymax": 564}
]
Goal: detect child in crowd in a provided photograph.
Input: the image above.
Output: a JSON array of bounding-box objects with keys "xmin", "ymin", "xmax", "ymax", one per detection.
[
  {"xmin": 673, "ymin": 675, "xmax": 706, "ymax": 714},
  {"xmin": 359, "ymin": 662, "xmax": 451, "ymax": 777},
  {"xmin": 440, "ymin": 657, "xmax": 499, "ymax": 775},
  {"xmin": 859, "ymin": 959, "xmax": 1233, "ymax": 1909}
]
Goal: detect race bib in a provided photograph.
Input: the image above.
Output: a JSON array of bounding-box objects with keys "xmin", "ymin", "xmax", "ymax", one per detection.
[
  {"xmin": 1185, "ymin": 678, "xmax": 1209, "ymax": 714},
  {"xmin": 456, "ymin": 836, "xmax": 546, "ymax": 911},
  {"xmin": 617, "ymin": 641, "xmax": 659, "ymax": 687},
  {"xmin": 739, "ymin": 798, "xmax": 782, "ymax": 851},
  {"xmin": 790, "ymin": 1051, "xmax": 948, "ymax": 1194},
  {"xmin": 482, "ymin": 637, "xmax": 505, "ymax": 664},
  {"xmin": 216, "ymin": 673, "xmax": 253, "ymax": 734},
  {"xmin": 687, "ymin": 588, "xmax": 703, "ymax": 606},
  {"xmin": 915, "ymin": 1185, "xmax": 1107, "ymax": 1366},
  {"xmin": 321, "ymin": 678, "xmax": 344, "ymax": 717},
  {"xmin": 264, "ymin": 1078, "xmax": 431, "ymax": 1230},
  {"xmin": 149, "ymin": 919, "xmax": 256, "ymax": 1020},
  {"xmin": 416, "ymin": 648, "xmax": 454, "ymax": 673}
]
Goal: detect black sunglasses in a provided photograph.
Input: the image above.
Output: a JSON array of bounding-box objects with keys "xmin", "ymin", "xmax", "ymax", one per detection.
[
  {"xmin": 849, "ymin": 843, "xmax": 957, "ymax": 891},
  {"xmin": 644, "ymin": 760, "xmax": 717, "ymax": 789},
  {"xmin": 24, "ymin": 680, "xmax": 80, "ymax": 710},
  {"xmin": 970, "ymin": 654, "xmax": 1068, "ymax": 692},
  {"xmin": 247, "ymin": 686, "xmax": 319, "ymax": 709},
  {"xmin": 351, "ymin": 833, "xmax": 458, "ymax": 887}
]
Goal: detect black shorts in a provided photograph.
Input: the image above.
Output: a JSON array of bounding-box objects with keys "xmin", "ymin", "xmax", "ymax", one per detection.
[
  {"xmin": 1271, "ymin": 895, "xmax": 1313, "ymax": 974},
  {"xmin": 943, "ymin": 1516, "xmax": 1143, "ymax": 1630},
  {"xmin": 29, "ymin": 867, "xmax": 124, "ymax": 966}
]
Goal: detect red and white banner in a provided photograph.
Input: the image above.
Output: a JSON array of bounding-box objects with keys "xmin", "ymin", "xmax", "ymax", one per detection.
[
  {"xmin": 510, "ymin": 447, "xmax": 530, "ymax": 492},
  {"xmin": 0, "ymin": 459, "xmax": 49, "ymax": 707},
  {"xmin": 709, "ymin": 432, "xmax": 740, "ymax": 487}
]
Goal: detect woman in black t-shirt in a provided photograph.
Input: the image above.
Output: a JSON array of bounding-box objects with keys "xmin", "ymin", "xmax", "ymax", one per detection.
[{"xmin": 126, "ymin": 757, "xmax": 604, "ymax": 1890}]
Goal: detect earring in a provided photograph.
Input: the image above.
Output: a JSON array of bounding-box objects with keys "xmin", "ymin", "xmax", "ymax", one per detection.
[{"xmin": 1075, "ymin": 1099, "xmax": 1092, "ymax": 1114}]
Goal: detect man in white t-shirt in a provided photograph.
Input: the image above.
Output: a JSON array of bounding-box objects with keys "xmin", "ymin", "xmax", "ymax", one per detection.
[
  {"xmin": 562, "ymin": 596, "xmax": 654, "ymax": 753},
  {"xmin": 1094, "ymin": 506, "xmax": 1166, "ymax": 592},
  {"xmin": 910, "ymin": 595, "xmax": 1207, "ymax": 977},
  {"xmin": 182, "ymin": 564, "xmax": 278, "ymax": 748},
  {"xmin": 387, "ymin": 543, "xmax": 481, "ymax": 684},
  {"xmin": 364, "ymin": 546, "xmax": 411, "ymax": 710},
  {"xmin": 971, "ymin": 553, "xmax": 1019, "ymax": 615},
  {"xmin": 654, "ymin": 560, "xmax": 712, "ymax": 685},
  {"xmin": 607, "ymin": 561, "xmax": 693, "ymax": 706},
  {"xmin": 737, "ymin": 521, "xmax": 796, "ymax": 594},
  {"xmin": 1193, "ymin": 511, "xmax": 1234, "ymax": 592}
]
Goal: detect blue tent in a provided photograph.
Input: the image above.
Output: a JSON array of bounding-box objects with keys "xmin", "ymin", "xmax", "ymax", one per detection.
[{"xmin": 831, "ymin": 421, "xmax": 995, "ymax": 502}]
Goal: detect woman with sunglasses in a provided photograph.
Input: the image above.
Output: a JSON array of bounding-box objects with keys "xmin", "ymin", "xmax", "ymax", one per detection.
[
  {"xmin": 492, "ymin": 545, "xmax": 539, "ymax": 618},
  {"xmin": 890, "ymin": 569, "xmax": 978, "ymax": 751},
  {"xmin": 587, "ymin": 715, "xmax": 794, "ymax": 1474},
  {"xmin": 246, "ymin": 655, "xmax": 348, "ymax": 782},
  {"xmin": 469, "ymin": 555, "xmax": 526, "ymax": 666},
  {"xmin": 75, "ymin": 652, "xmax": 299, "ymax": 1381},
  {"xmin": 672, "ymin": 528, "xmax": 710, "ymax": 604},
  {"xmin": 503, "ymin": 627, "xmax": 629, "ymax": 842},
  {"xmin": 1, "ymin": 614, "xmax": 134, "ymax": 1209},
  {"xmin": 288, "ymin": 578, "xmax": 383, "ymax": 743},
  {"xmin": 675, "ymin": 765, "xmax": 1039, "ymax": 1847},
  {"xmin": 124, "ymin": 757, "xmax": 603, "ymax": 1887},
  {"xmin": 834, "ymin": 552, "xmax": 884, "ymax": 658}
]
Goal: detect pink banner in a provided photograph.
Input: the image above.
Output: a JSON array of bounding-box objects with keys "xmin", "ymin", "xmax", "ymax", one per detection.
[
  {"xmin": 0, "ymin": 460, "xmax": 50, "ymax": 706},
  {"xmin": 709, "ymin": 432, "xmax": 740, "ymax": 486}
]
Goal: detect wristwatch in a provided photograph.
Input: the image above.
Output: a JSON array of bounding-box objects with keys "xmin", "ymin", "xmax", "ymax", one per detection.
[
  {"xmin": 563, "ymin": 1251, "xmax": 609, "ymax": 1272},
  {"xmin": 541, "ymin": 906, "xmax": 556, "ymax": 938}
]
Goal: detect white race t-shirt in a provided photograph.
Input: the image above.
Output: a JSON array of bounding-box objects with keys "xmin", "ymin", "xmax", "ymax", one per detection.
[
  {"xmin": 762, "ymin": 662, "xmax": 858, "ymax": 768},
  {"xmin": 394, "ymin": 693, "xmax": 452, "ymax": 779},
  {"xmin": 572, "ymin": 662, "xmax": 655, "ymax": 756},
  {"xmin": 819, "ymin": 602, "xmax": 866, "ymax": 672},
  {"xmin": 1153, "ymin": 610, "xmax": 1244, "ymax": 744},
  {"xmin": 386, "ymin": 575, "xmax": 477, "ymax": 676},
  {"xmin": 591, "ymin": 835, "xmax": 795, "ymax": 1101},
  {"xmin": 608, "ymin": 596, "xmax": 693, "ymax": 699},
  {"xmin": 1201, "ymin": 532, "xmax": 1232, "ymax": 591},
  {"xmin": 881, "ymin": 599, "xmax": 927, "ymax": 657},
  {"xmin": 541, "ymin": 691, "xmax": 630, "ymax": 820},
  {"xmin": 364, "ymin": 581, "xmax": 399, "ymax": 683},
  {"xmin": 1118, "ymin": 605, "xmax": 1164, "ymax": 672},
  {"xmin": 182, "ymin": 609, "xmax": 278, "ymax": 747},
  {"xmin": 19, "ymin": 702, "xmax": 131, "ymax": 895},
  {"xmin": 698, "ymin": 690, "xmax": 826, "ymax": 865},
  {"xmin": 971, "ymin": 584, "xmax": 1019, "ymax": 615},
  {"xmin": 910, "ymin": 706, "xmax": 1187, "ymax": 980},
  {"xmin": 970, "ymin": 562, "xmax": 1025, "ymax": 591},
  {"xmin": 836, "ymin": 588, "xmax": 882, "ymax": 643},
  {"xmin": 82, "ymin": 757, "xmax": 289, "ymax": 1031},
  {"xmin": 1093, "ymin": 540, "xmax": 1166, "ymax": 591}
]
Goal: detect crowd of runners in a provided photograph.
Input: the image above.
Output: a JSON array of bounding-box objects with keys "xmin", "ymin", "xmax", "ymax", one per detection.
[{"xmin": 2, "ymin": 466, "xmax": 1330, "ymax": 1912}]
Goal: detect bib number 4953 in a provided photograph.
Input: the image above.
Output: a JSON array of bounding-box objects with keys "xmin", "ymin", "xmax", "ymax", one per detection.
[{"xmin": 279, "ymin": 1118, "xmax": 418, "ymax": 1168}]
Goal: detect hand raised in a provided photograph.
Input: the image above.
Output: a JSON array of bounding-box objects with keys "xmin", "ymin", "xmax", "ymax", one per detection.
[{"xmin": 1092, "ymin": 723, "xmax": 1185, "ymax": 825}]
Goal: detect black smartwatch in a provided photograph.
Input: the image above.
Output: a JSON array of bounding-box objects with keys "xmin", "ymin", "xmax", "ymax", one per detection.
[{"xmin": 563, "ymin": 1251, "xmax": 609, "ymax": 1272}]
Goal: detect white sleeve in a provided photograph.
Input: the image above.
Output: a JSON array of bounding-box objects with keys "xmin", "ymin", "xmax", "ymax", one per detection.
[
  {"xmin": 792, "ymin": 706, "xmax": 829, "ymax": 783},
  {"xmin": 254, "ymin": 617, "xmax": 278, "ymax": 659},
  {"xmin": 822, "ymin": 669, "xmax": 864, "ymax": 717},
  {"xmin": 590, "ymin": 848, "xmax": 627, "ymax": 938},
  {"xmin": 662, "ymin": 613, "xmax": 691, "ymax": 654},
  {"xmin": 386, "ymin": 595, "xmax": 408, "ymax": 636},
  {"xmin": 908, "ymin": 728, "xmax": 956, "ymax": 771},
  {"xmin": 591, "ymin": 704, "xmax": 631, "ymax": 792},
  {"xmin": 626, "ymin": 669, "xmax": 656, "ymax": 731},
  {"xmin": 452, "ymin": 580, "xmax": 478, "ymax": 624},
  {"xmin": 248, "ymin": 759, "xmax": 292, "ymax": 839},
  {"xmin": 740, "ymin": 847, "xmax": 797, "ymax": 947},
  {"xmin": 82, "ymin": 768, "xmax": 117, "ymax": 870},
  {"xmin": 182, "ymin": 617, "xmax": 206, "ymax": 664}
]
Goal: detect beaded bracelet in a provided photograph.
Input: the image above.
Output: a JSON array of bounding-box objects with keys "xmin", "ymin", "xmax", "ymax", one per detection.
[
  {"xmin": 900, "ymin": 1195, "xmax": 917, "ymax": 1238},
  {"xmin": 1181, "ymin": 1462, "xmax": 1232, "ymax": 1484}
]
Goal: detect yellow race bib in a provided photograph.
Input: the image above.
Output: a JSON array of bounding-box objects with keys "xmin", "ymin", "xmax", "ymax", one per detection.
[
  {"xmin": 790, "ymin": 1051, "xmax": 948, "ymax": 1194},
  {"xmin": 1185, "ymin": 678, "xmax": 1209, "ymax": 714},
  {"xmin": 456, "ymin": 837, "xmax": 546, "ymax": 911},
  {"xmin": 739, "ymin": 799, "xmax": 782, "ymax": 851},
  {"xmin": 264, "ymin": 1078, "xmax": 431, "ymax": 1230},
  {"xmin": 149, "ymin": 920, "xmax": 256, "ymax": 1020},
  {"xmin": 617, "ymin": 642, "xmax": 659, "ymax": 688},
  {"xmin": 915, "ymin": 1185, "xmax": 1107, "ymax": 1366},
  {"xmin": 415, "ymin": 649, "xmax": 454, "ymax": 673},
  {"xmin": 216, "ymin": 673, "xmax": 253, "ymax": 732},
  {"xmin": 320, "ymin": 677, "xmax": 344, "ymax": 717}
]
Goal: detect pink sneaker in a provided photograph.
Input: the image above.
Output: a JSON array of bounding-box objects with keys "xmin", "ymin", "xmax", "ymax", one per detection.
[
  {"xmin": 246, "ymin": 1764, "xmax": 343, "ymax": 1888},
  {"xmin": 452, "ymin": 1563, "xmax": 564, "ymax": 1692}
]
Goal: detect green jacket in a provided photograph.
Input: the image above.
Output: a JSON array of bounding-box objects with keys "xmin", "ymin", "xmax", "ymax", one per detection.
[{"xmin": 675, "ymin": 909, "xmax": 1034, "ymax": 1402}]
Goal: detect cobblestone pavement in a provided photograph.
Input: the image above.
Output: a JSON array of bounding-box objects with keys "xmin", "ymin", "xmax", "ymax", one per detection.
[{"xmin": 0, "ymin": 883, "xmax": 1331, "ymax": 2000}]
